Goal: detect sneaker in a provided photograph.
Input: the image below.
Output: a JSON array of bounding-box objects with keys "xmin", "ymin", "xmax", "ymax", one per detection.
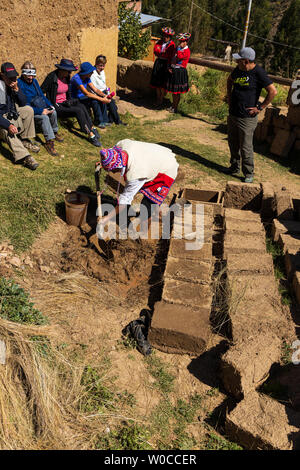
[
  {"xmin": 117, "ymin": 121, "xmax": 128, "ymax": 126},
  {"xmin": 244, "ymin": 176, "xmax": 254, "ymax": 183},
  {"xmin": 22, "ymin": 155, "xmax": 39, "ymax": 170},
  {"xmin": 104, "ymin": 122, "xmax": 112, "ymax": 127},
  {"xmin": 92, "ymin": 127, "xmax": 100, "ymax": 139},
  {"xmin": 21, "ymin": 139, "xmax": 40, "ymax": 153},
  {"xmin": 168, "ymin": 107, "xmax": 177, "ymax": 114},
  {"xmin": 95, "ymin": 122, "xmax": 106, "ymax": 129},
  {"xmin": 54, "ymin": 132, "xmax": 64, "ymax": 142},
  {"xmin": 44, "ymin": 140, "xmax": 58, "ymax": 156},
  {"xmin": 89, "ymin": 135, "xmax": 101, "ymax": 147},
  {"xmin": 223, "ymin": 166, "xmax": 240, "ymax": 175}
]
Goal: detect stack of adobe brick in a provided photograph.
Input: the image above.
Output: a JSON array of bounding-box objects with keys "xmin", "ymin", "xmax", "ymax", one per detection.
[{"xmin": 254, "ymin": 103, "xmax": 300, "ymax": 157}]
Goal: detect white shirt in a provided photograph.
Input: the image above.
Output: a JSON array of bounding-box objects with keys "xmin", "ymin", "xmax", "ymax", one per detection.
[
  {"xmin": 90, "ymin": 70, "xmax": 107, "ymax": 92},
  {"xmin": 118, "ymin": 178, "xmax": 147, "ymax": 205}
]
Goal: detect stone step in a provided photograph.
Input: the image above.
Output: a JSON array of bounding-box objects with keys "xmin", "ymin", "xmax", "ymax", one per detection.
[
  {"xmin": 162, "ymin": 278, "xmax": 212, "ymax": 309},
  {"xmin": 226, "ymin": 252, "xmax": 274, "ymax": 276},
  {"xmin": 272, "ymin": 219, "xmax": 300, "ymax": 242},
  {"xmin": 148, "ymin": 301, "xmax": 211, "ymax": 355},
  {"xmin": 225, "ymin": 392, "xmax": 300, "ymax": 450},
  {"xmin": 164, "ymin": 256, "xmax": 212, "ymax": 284}
]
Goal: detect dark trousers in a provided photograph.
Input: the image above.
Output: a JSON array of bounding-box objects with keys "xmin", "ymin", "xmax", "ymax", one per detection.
[
  {"xmin": 56, "ymin": 102, "xmax": 93, "ymax": 134},
  {"xmin": 227, "ymin": 114, "xmax": 258, "ymax": 177},
  {"xmin": 79, "ymin": 97, "xmax": 108, "ymax": 125},
  {"xmin": 107, "ymin": 98, "xmax": 121, "ymax": 124}
]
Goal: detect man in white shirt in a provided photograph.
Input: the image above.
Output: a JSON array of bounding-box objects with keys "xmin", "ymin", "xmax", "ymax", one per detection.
[{"xmin": 90, "ymin": 55, "xmax": 127, "ymax": 126}]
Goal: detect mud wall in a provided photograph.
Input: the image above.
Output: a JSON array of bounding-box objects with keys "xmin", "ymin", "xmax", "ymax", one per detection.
[
  {"xmin": 117, "ymin": 57, "xmax": 154, "ymax": 95},
  {"xmin": 0, "ymin": 0, "xmax": 119, "ymax": 92}
]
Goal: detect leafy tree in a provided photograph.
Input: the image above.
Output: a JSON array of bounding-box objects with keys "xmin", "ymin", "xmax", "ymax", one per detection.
[{"xmin": 118, "ymin": 3, "xmax": 151, "ymax": 60}]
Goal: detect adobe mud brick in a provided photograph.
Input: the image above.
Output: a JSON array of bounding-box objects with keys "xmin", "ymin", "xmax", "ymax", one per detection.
[
  {"xmin": 274, "ymin": 190, "xmax": 294, "ymax": 220},
  {"xmin": 278, "ymin": 233, "xmax": 300, "ymax": 253},
  {"xmin": 260, "ymin": 182, "xmax": 275, "ymax": 221},
  {"xmin": 272, "ymin": 219, "xmax": 300, "ymax": 242},
  {"xmin": 226, "ymin": 252, "xmax": 274, "ymax": 276},
  {"xmin": 169, "ymin": 238, "xmax": 212, "ymax": 261},
  {"xmin": 292, "ymin": 272, "xmax": 300, "ymax": 305},
  {"xmin": 287, "ymin": 105, "xmax": 300, "ymax": 127},
  {"xmin": 263, "ymin": 107, "xmax": 280, "ymax": 126},
  {"xmin": 106, "ymin": 172, "xmax": 125, "ymax": 194},
  {"xmin": 223, "ymin": 232, "xmax": 266, "ymax": 256},
  {"xmin": 164, "ymin": 256, "xmax": 212, "ymax": 284},
  {"xmin": 224, "ymin": 208, "xmax": 261, "ymax": 222},
  {"xmin": 224, "ymin": 181, "xmax": 262, "ymax": 211},
  {"xmin": 148, "ymin": 301, "xmax": 211, "ymax": 355},
  {"xmin": 162, "ymin": 278, "xmax": 212, "ymax": 309},
  {"xmin": 221, "ymin": 332, "xmax": 281, "ymax": 400},
  {"xmin": 270, "ymin": 129, "xmax": 296, "ymax": 157},
  {"xmin": 272, "ymin": 115, "xmax": 291, "ymax": 131},
  {"xmin": 285, "ymin": 248, "xmax": 300, "ymax": 278},
  {"xmin": 225, "ymin": 392, "xmax": 300, "ymax": 450},
  {"xmin": 225, "ymin": 218, "xmax": 264, "ymax": 235}
]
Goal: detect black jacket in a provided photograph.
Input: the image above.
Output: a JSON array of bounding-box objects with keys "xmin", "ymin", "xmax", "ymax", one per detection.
[
  {"xmin": 0, "ymin": 80, "xmax": 27, "ymax": 130},
  {"xmin": 41, "ymin": 70, "xmax": 71, "ymax": 105}
]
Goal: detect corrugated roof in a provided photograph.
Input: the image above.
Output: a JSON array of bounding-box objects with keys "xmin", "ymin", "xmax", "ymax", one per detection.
[{"xmin": 139, "ymin": 13, "xmax": 165, "ymax": 26}]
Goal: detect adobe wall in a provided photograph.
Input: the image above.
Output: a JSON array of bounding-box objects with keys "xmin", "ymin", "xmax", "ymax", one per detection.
[{"xmin": 0, "ymin": 0, "xmax": 119, "ymax": 92}]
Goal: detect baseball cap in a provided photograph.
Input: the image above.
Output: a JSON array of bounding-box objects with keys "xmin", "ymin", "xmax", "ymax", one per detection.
[
  {"xmin": 1, "ymin": 62, "xmax": 19, "ymax": 78},
  {"xmin": 232, "ymin": 47, "xmax": 256, "ymax": 61}
]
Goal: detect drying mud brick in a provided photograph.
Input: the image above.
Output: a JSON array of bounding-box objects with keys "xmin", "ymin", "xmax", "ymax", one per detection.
[
  {"xmin": 164, "ymin": 256, "xmax": 212, "ymax": 284},
  {"xmin": 225, "ymin": 392, "xmax": 300, "ymax": 450},
  {"xmin": 162, "ymin": 278, "xmax": 212, "ymax": 309},
  {"xmin": 273, "ymin": 115, "xmax": 291, "ymax": 131},
  {"xmin": 274, "ymin": 189, "xmax": 294, "ymax": 220},
  {"xmin": 169, "ymin": 238, "xmax": 212, "ymax": 261},
  {"xmin": 148, "ymin": 301, "xmax": 211, "ymax": 355},
  {"xmin": 225, "ymin": 218, "xmax": 264, "ymax": 235},
  {"xmin": 287, "ymin": 105, "xmax": 300, "ymax": 127},
  {"xmin": 260, "ymin": 182, "xmax": 275, "ymax": 221},
  {"xmin": 270, "ymin": 129, "xmax": 296, "ymax": 157},
  {"xmin": 292, "ymin": 272, "xmax": 300, "ymax": 304},
  {"xmin": 272, "ymin": 219, "xmax": 300, "ymax": 242},
  {"xmin": 226, "ymin": 252, "xmax": 274, "ymax": 276},
  {"xmin": 221, "ymin": 333, "xmax": 281, "ymax": 400},
  {"xmin": 285, "ymin": 248, "xmax": 300, "ymax": 278},
  {"xmin": 224, "ymin": 208, "xmax": 261, "ymax": 222},
  {"xmin": 263, "ymin": 107, "xmax": 280, "ymax": 126},
  {"xmin": 223, "ymin": 232, "xmax": 266, "ymax": 256},
  {"xmin": 278, "ymin": 233, "xmax": 300, "ymax": 253},
  {"xmin": 224, "ymin": 182, "xmax": 262, "ymax": 211},
  {"xmin": 106, "ymin": 172, "xmax": 125, "ymax": 194}
]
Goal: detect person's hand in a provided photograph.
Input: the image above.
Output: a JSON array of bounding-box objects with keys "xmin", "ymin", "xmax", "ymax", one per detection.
[
  {"xmin": 10, "ymin": 81, "xmax": 19, "ymax": 92},
  {"xmin": 42, "ymin": 108, "xmax": 53, "ymax": 115},
  {"xmin": 246, "ymin": 107, "xmax": 260, "ymax": 116},
  {"xmin": 102, "ymin": 97, "xmax": 111, "ymax": 104},
  {"xmin": 8, "ymin": 124, "xmax": 18, "ymax": 135}
]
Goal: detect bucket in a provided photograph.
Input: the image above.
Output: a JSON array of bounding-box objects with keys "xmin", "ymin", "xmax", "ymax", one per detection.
[{"xmin": 64, "ymin": 192, "xmax": 89, "ymax": 226}]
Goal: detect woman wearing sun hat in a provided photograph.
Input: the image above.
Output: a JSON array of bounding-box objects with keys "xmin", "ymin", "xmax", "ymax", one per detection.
[
  {"xmin": 164, "ymin": 32, "xmax": 191, "ymax": 113},
  {"xmin": 41, "ymin": 59, "xmax": 101, "ymax": 147},
  {"xmin": 98, "ymin": 139, "xmax": 179, "ymax": 232},
  {"xmin": 150, "ymin": 27, "xmax": 176, "ymax": 107}
]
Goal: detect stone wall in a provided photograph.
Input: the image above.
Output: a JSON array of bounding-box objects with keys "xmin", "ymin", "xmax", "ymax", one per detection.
[{"xmin": 0, "ymin": 0, "xmax": 119, "ymax": 91}]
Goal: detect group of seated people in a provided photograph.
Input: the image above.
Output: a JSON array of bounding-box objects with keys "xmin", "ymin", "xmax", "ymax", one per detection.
[{"xmin": 0, "ymin": 55, "xmax": 126, "ymax": 170}]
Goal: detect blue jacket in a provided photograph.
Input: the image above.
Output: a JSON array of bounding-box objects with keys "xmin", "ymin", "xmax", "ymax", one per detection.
[
  {"xmin": 0, "ymin": 80, "xmax": 27, "ymax": 130},
  {"xmin": 18, "ymin": 77, "xmax": 53, "ymax": 115}
]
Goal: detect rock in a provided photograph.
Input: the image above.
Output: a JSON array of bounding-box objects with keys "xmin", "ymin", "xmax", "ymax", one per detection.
[{"xmin": 9, "ymin": 256, "xmax": 21, "ymax": 267}]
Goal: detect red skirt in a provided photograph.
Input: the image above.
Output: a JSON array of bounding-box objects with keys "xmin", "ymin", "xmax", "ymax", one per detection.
[{"xmin": 140, "ymin": 172, "xmax": 174, "ymax": 205}]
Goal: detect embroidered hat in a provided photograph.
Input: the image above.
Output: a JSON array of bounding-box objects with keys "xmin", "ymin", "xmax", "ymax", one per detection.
[
  {"xmin": 176, "ymin": 33, "xmax": 191, "ymax": 41},
  {"xmin": 78, "ymin": 62, "xmax": 95, "ymax": 75},
  {"xmin": 55, "ymin": 58, "xmax": 78, "ymax": 71},
  {"xmin": 100, "ymin": 146, "xmax": 128, "ymax": 174},
  {"xmin": 162, "ymin": 27, "xmax": 175, "ymax": 36},
  {"xmin": 1, "ymin": 62, "xmax": 18, "ymax": 78}
]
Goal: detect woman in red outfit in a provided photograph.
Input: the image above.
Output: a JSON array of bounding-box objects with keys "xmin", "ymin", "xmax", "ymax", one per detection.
[
  {"xmin": 165, "ymin": 33, "xmax": 191, "ymax": 113},
  {"xmin": 150, "ymin": 27, "xmax": 176, "ymax": 107}
]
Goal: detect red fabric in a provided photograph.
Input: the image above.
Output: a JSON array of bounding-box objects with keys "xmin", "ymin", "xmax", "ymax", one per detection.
[
  {"xmin": 175, "ymin": 47, "xmax": 191, "ymax": 68},
  {"xmin": 139, "ymin": 172, "xmax": 175, "ymax": 205},
  {"xmin": 154, "ymin": 40, "xmax": 176, "ymax": 64}
]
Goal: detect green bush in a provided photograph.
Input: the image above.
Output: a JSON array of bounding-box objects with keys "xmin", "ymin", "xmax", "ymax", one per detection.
[
  {"xmin": 118, "ymin": 3, "xmax": 151, "ymax": 60},
  {"xmin": 0, "ymin": 277, "xmax": 47, "ymax": 325}
]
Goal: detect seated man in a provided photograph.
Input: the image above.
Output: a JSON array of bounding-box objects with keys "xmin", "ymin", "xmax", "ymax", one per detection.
[
  {"xmin": 18, "ymin": 61, "xmax": 63, "ymax": 156},
  {"xmin": 90, "ymin": 55, "xmax": 127, "ymax": 126},
  {"xmin": 70, "ymin": 62, "xmax": 111, "ymax": 129},
  {"xmin": 0, "ymin": 62, "xmax": 39, "ymax": 170}
]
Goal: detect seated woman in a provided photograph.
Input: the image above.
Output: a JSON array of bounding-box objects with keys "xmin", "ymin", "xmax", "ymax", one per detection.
[
  {"xmin": 70, "ymin": 62, "xmax": 111, "ymax": 129},
  {"xmin": 41, "ymin": 58, "xmax": 101, "ymax": 147},
  {"xmin": 98, "ymin": 139, "xmax": 179, "ymax": 234},
  {"xmin": 90, "ymin": 55, "xmax": 127, "ymax": 126},
  {"xmin": 18, "ymin": 61, "xmax": 63, "ymax": 156},
  {"xmin": 150, "ymin": 27, "xmax": 176, "ymax": 107},
  {"xmin": 164, "ymin": 33, "xmax": 191, "ymax": 114}
]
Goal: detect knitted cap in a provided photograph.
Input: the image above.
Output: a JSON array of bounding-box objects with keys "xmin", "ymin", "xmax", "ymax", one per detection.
[{"xmin": 100, "ymin": 146, "xmax": 128, "ymax": 173}]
